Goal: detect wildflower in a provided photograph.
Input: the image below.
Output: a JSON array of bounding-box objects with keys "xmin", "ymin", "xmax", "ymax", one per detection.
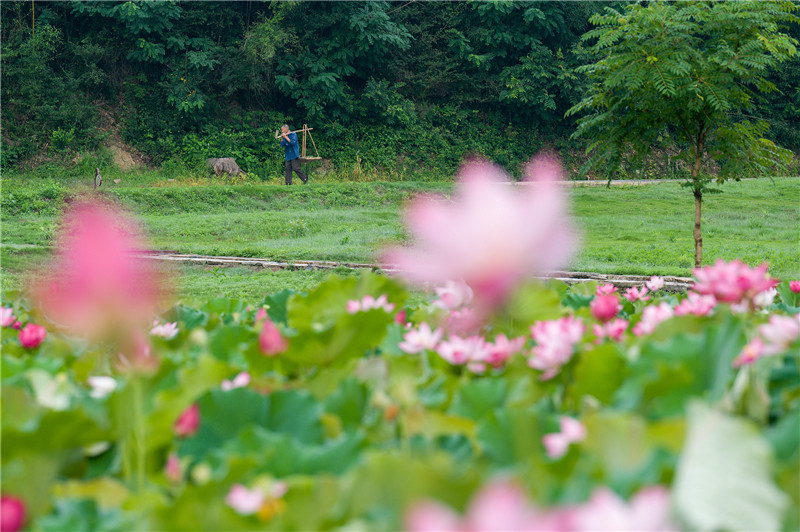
[
  {"xmin": 528, "ymin": 317, "xmax": 585, "ymax": 380},
  {"xmin": 0, "ymin": 495, "xmax": 26, "ymax": 532},
  {"xmin": 259, "ymin": 319, "xmax": 288, "ymax": 356},
  {"xmin": 1, "ymin": 307, "xmax": 15, "ymax": 327},
  {"xmin": 221, "ymin": 372, "xmax": 251, "ymax": 391},
  {"xmin": 18, "ymin": 323, "xmax": 47, "ymax": 348},
  {"xmin": 382, "ymin": 156, "xmax": 577, "ymax": 311},
  {"xmin": 591, "ymin": 294, "xmax": 621, "ymax": 322},
  {"xmin": 32, "ymin": 200, "xmax": 169, "ymax": 338},
  {"xmin": 150, "ymin": 320, "xmax": 179, "ymax": 340},
  {"xmin": 733, "ymin": 338, "xmax": 765, "ymax": 368},
  {"xmin": 632, "ymin": 303, "xmax": 674, "ymax": 337},
  {"xmin": 645, "ymin": 276, "xmax": 665, "ymax": 292},
  {"xmin": 542, "ymin": 416, "xmax": 586, "ymax": 459},
  {"xmin": 674, "ymin": 292, "xmax": 717, "ymax": 317},
  {"xmin": 568, "ymin": 486, "xmax": 677, "ymax": 532},
  {"xmin": 790, "ymin": 280, "xmax": 800, "ymax": 294},
  {"xmin": 399, "ymin": 322, "xmax": 443, "ymax": 354},
  {"xmin": 87, "ymin": 376, "xmax": 117, "ymax": 399},
  {"xmin": 175, "ymin": 404, "xmax": 200, "ymax": 437},
  {"xmin": 596, "ymin": 283, "xmax": 617, "ymax": 296},
  {"xmin": 623, "ymin": 286, "xmax": 649, "ymax": 303},
  {"xmin": 692, "ymin": 259, "xmax": 778, "ymax": 304},
  {"xmin": 593, "ymin": 319, "xmax": 628, "ymax": 343},
  {"xmin": 226, "ymin": 484, "xmax": 265, "ymax": 516},
  {"xmin": 432, "ymin": 279, "xmax": 474, "ymax": 310}
]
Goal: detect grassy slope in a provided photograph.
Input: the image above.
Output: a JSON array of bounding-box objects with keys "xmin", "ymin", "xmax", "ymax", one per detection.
[{"xmin": 2, "ymin": 178, "xmax": 799, "ymax": 302}]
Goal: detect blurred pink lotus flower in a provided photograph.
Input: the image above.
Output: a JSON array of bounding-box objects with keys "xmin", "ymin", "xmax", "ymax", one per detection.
[
  {"xmin": 593, "ymin": 319, "xmax": 628, "ymax": 343},
  {"xmin": 484, "ymin": 334, "xmax": 526, "ymax": 368},
  {"xmin": 18, "ymin": 323, "xmax": 47, "ymax": 348},
  {"xmin": 347, "ymin": 294, "xmax": 395, "ymax": 314},
  {"xmin": 692, "ymin": 260, "xmax": 778, "ymax": 304},
  {"xmin": 596, "ymin": 283, "xmax": 617, "ymax": 296},
  {"xmin": 346, "ymin": 300, "xmax": 361, "ymax": 314},
  {"xmin": 645, "ymin": 276, "xmax": 665, "ymax": 292},
  {"xmin": 0, "ymin": 495, "xmax": 26, "ymax": 532},
  {"xmin": 383, "ymin": 156, "xmax": 577, "ymax": 311},
  {"xmin": 674, "ymin": 292, "xmax": 717, "ymax": 317},
  {"xmin": 259, "ymin": 318, "xmax": 289, "ymax": 356},
  {"xmin": 32, "ymin": 200, "xmax": 169, "ymax": 339},
  {"xmin": 165, "ymin": 452, "xmax": 182, "ymax": 484},
  {"xmin": 150, "ymin": 320, "xmax": 179, "ymax": 340},
  {"xmin": 623, "ymin": 286, "xmax": 649, "ymax": 303},
  {"xmin": 633, "ymin": 303, "xmax": 674, "ymax": 337},
  {"xmin": 399, "ymin": 322, "xmax": 443, "ymax": 354},
  {"xmin": 758, "ymin": 314, "xmax": 800, "ymax": 356},
  {"xmin": 436, "ymin": 335, "xmax": 488, "ymax": 366},
  {"xmin": 116, "ymin": 330, "xmax": 159, "ymax": 375},
  {"xmin": 222, "ymin": 371, "xmax": 251, "ymax": 391},
  {"xmin": 11, "ymin": 321, "xmax": 22, "ymax": 330},
  {"xmin": 226, "ymin": 484, "xmax": 265, "ymax": 516},
  {"xmin": 395, "ymin": 309, "xmax": 408, "ymax": 325},
  {"xmin": 433, "ymin": 279, "xmax": 474, "ymax": 310},
  {"xmin": 568, "ymin": 486, "xmax": 677, "ymax": 532},
  {"xmin": 406, "ymin": 480, "xmax": 566, "ymax": 532},
  {"xmin": 542, "ymin": 416, "xmax": 586, "ymax": 459},
  {"xmin": 174, "ymin": 403, "xmax": 200, "ymax": 437},
  {"xmin": 733, "ymin": 338, "xmax": 766, "ymax": 368},
  {"xmin": 254, "ymin": 307, "xmax": 268, "ymax": 325},
  {"xmin": 790, "ymin": 281, "xmax": 800, "ymax": 294},
  {"xmin": 444, "ymin": 307, "xmax": 483, "ymax": 335},
  {"xmin": 1, "ymin": 307, "xmax": 15, "ymax": 327},
  {"xmin": 591, "ymin": 294, "xmax": 621, "ymax": 322},
  {"xmin": 528, "ymin": 317, "xmax": 585, "ymax": 380},
  {"xmin": 753, "ymin": 287, "xmax": 777, "ymax": 309}
]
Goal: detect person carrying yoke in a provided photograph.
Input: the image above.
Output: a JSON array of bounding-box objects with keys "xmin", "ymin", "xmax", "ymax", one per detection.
[{"xmin": 278, "ymin": 124, "xmax": 308, "ymax": 185}]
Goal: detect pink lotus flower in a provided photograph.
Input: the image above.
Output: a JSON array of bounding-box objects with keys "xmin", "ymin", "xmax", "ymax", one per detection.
[
  {"xmin": 445, "ymin": 307, "xmax": 482, "ymax": 335},
  {"xmin": 165, "ymin": 452, "xmax": 182, "ymax": 484},
  {"xmin": 591, "ymin": 294, "xmax": 621, "ymax": 322},
  {"xmin": 674, "ymin": 292, "xmax": 717, "ymax": 317},
  {"xmin": 692, "ymin": 259, "xmax": 779, "ymax": 304},
  {"xmin": 753, "ymin": 287, "xmax": 777, "ymax": 309},
  {"xmin": 254, "ymin": 307, "xmax": 268, "ymax": 325},
  {"xmin": 348, "ymin": 294, "xmax": 396, "ymax": 314},
  {"xmin": 542, "ymin": 416, "xmax": 586, "ymax": 459},
  {"xmin": 383, "ymin": 156, "xmax": 577, "ymax": 311},
  {"xmin": 758, "ymin": 314, "xmax": 800, "ymax": 356},
  {"xmin": 221, "ymin": 372, "xmax": 251, "ymax": 391},
  {"xmin": 528, "ymin": 317, "xmax": 585, "ymax": 379},
  {"xmin": 436, "ymin": 335, "xmax": 488, "ymax": 366},
  {"xmin": 790, "ymin": 281, "xmax": 800, "ymax": 294},
  {"xmin": 645, "ymin": 276, "xmax": 665, "ymax": 292},
  {"xmin": 175, "ymin": 404, "xmax": 200, "ymax": 437},
  {"xmin": 484, "ymin": 334, "xmax": 526, "ymax": 368},
  {"xmin": 18, "ymin": 323, "xmax": 47, "ymax": 348},
  {"xmin": 593, "ymin": 319, "xmax": 628, "ymax": 343},
  {"xmin": 116, "ymin": 330, "xmax": 159, "ymax": 375},
  {"xmin": 226, "ymin": 484, "xmax": 265, "ymax": 516},
  {"xmin": 395, "ymin": 309, "xmax": 407, "ymax": 325},
  {"xmin": 406, "ymin": 480, "xmax": 566, "ymax": 532},
  {"xmin": 399, "ymin": 322, "xmax": 443, "ymax": 354},
  {"xmin": 11, "ymin": 321, "xmax": 21, "ymax": 330},
  {"xmin": 150, "ymin": 320, "xmax": 179, "ymax": 340},
  {"xmin": 346, "ymin": 300, "xmax": 361, "ymax": 314},
  {"xmin": 433, "ymin": 279, "xmax": 474, "ymax": 310},
  {"xmin": 596, "ymin": 283, "xmax": 617, "ymax": 296},
  {"xmin": 259, "ymin": 318, "xmax": 288, "ymax": 356},
  {"xmin": 623, "ymin": 286, "xmax": 649, "ymax": 302},
  {"xmin": 1, "ymin": 307, "xmax": 15, "ymax": 327},
  {"xmin": 32, "ymin": 200, "xmax": 169, "ymax": 338},
  {"xmin": 632, "ymin": 303, "xmax": 674, "ymax": 337},
  {"xmin": 0, "ymin": 495, "xmax": 26, "ymax": 532},
  {"xmin": 568, "ymin": 486, "xmax": 677, "ymax": 531},
  {"xmin": 733, "ymin": 338, "xmax": 766, "ymax": 368}
]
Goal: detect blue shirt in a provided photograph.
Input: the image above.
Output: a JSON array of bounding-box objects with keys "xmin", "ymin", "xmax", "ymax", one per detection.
[{"xmin": 280, "ymin": 132, "xmax": 300, "ymax": 161}]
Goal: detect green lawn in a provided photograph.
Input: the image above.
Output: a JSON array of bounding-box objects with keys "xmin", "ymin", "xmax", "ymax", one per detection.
[{"xmin": 2, "ymin": 178, "xmax": 799, "ymax": 301}]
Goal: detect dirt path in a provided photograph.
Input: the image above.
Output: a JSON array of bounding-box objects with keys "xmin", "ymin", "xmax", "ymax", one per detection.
[{"xmin": 138, "ymin": 251, "xmax": 694, "ymax": 291}]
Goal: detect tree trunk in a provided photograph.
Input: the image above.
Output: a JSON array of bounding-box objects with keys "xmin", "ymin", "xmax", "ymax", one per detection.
[{"xmin": 693, "ymin": 189, "xmax": 702, "ymax": 268}]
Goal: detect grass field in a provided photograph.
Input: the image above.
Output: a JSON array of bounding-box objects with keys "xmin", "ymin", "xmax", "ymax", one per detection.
[{"xmin": 2, "ymin": 177, "xmax": 798, "ymax": 301}]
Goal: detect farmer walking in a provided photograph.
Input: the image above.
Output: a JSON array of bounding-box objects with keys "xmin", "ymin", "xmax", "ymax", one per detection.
[{"xmin": 278, "ymin": 124, "xmax": 308, "ymax": 185}]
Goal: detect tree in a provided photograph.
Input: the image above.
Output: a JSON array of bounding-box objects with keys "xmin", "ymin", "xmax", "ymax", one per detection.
[{"xmin": 567, "ymin": 0, "xmax": 798, "ymax": 268}]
